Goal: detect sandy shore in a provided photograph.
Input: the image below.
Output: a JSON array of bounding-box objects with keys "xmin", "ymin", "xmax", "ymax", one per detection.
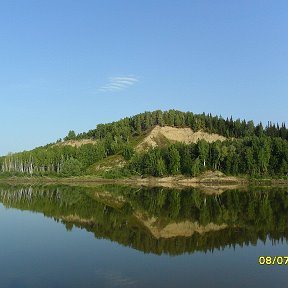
[{"xmin": 0, "ymin": 171, "xmax": 287, "ymax": 192}]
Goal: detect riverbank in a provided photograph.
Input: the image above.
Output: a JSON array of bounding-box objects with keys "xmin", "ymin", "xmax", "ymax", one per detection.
[{"xmin": 1, "ymin": 171, "xmax": 288, "ymax": 189}]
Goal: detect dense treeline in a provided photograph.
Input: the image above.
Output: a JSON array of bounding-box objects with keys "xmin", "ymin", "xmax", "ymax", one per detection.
[
  {"xmin": 129, "ymin": 136, "xmax": 288, "ymax": 177},
  {"xmin": 81, "ymin": 110, "xmax": 288, "ymax": 140},
  {"xmin": 0, "ymin": 142, "xmax": 106, "ymax": 176},
  {"xmin": 77, "ymin": 110, "xmax": 288, "ymax": 141},
  {"xmin": 0, "ymin": 109, "xmax": 288, "ymax": 177}
]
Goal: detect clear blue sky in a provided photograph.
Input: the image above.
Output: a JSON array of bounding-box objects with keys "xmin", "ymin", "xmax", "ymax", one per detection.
[{"xmin": 1, "ymin": 0, "xmax": 287, "ymax": 155}]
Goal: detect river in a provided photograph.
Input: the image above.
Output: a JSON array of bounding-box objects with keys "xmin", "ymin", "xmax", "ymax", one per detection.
[{"xmin": 0, "ymin": 184, "xmax": 287, "ymax": 287}]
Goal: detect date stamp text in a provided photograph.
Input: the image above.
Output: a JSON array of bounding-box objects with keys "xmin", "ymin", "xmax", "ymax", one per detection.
[{"xmin": 258, "ymin": 256, "xmax": 288, "ymax": 265}]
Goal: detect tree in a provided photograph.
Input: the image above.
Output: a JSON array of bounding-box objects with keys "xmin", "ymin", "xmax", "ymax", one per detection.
[
  {"xmin": 210, "ymin": 141, "xmax": 222, "ymax": 170},
  {"xmin": 244, "ymin": 146, "xmax": 255, "ymax": 175},
  {"xmin": 155, "ymin": 157, "xmax": 166, "ymax": 176},
  {"xmin": 197, "ymin": 140, "xmax": 209, "ymax": 168},
  {"xmin": 191, "ymin": 158, "xmax": 200, "ymax": 176},
  {"xmin": 180, "ymin": 145, "xmax": 193, "ymax": 174},
  {"xmin": 61, "ymin": 158, "xmax": 82, "ymax": 176},
  {"xmin": 167, "ymin": 145, "xmax": 181, "ymax": 175},
  {"xmin": 122, "ymin": 144, "xmax": 134, "ymax": 160},
  {"xmin": 64, "ymin": 130, "xmax": 76, "ymax": 141}
]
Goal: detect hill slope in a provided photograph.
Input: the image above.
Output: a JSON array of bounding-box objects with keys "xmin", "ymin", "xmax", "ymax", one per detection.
[{"xmin": 0, "ymin": 109, "xmax": 288, "ymax": 178}]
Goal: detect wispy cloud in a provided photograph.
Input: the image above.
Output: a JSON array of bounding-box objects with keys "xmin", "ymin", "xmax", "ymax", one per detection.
[{"xmin": 98, "ymin": 76, "xmax": 138, "ymax": 92}]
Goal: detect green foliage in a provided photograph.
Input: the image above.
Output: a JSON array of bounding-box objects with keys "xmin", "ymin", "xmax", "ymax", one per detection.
[
  {"xmin": 130, "ymin": 137, "xmax": 288, "ymax": 177},
  {"xmin": 197, "ymin": 140, "xmax": 209, "ymax": 168},
  {"xmin": 167, "ymin": 145, "xmax": 181, "ymax": 175},
  {"xmin": 122, "ymin": 144, "xmax": 134, "ymax": 160},
  {"xmin": 155, "ymin": 157, "xmax": 166, "ymax": 176},
  {"xmin": 191, "ymin": 158, "xmax": 200, "ymax": 176},
  {"xmin": 64, "ymin": 130, "xmax": 76, "ymax": 141},
  {"xmin": 61, "ymin": 158, "xmax": 83, "ymax": 176}
]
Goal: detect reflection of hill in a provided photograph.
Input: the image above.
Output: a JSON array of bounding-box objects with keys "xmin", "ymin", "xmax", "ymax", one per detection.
[
  {"xmin": 134, "ymin": 213, "xmax": 227, "ymax": 239},
  {"xmin": 0, "ymin": 184, "xmax": 288, "ymax": 256}
]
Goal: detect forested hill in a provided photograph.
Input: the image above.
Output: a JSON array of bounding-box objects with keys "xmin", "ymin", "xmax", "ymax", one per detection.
[
  {"xmin": 1, "ymin": 109, "xmax": 288, "ymax": 178},
  {"xmin": 73, "ymin": 110, "xmax": 288, "ymax": 141}
]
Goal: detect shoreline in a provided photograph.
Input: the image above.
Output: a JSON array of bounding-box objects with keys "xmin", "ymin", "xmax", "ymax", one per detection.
[{"xmin": 0, "ymin": 172, "xmax": 288, "ymax": 189}]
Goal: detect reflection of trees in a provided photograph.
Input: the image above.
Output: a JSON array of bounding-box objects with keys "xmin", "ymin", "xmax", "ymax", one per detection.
[
  {"xmin": 0, "ymin": 184, "xmax": 288, "ymax": 256},
  {"xmin": 126, "ymin": 187, "xmax": 288, "ymax": 230}
]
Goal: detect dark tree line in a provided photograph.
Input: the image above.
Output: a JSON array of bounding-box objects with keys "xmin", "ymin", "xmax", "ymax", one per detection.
[
  {"xmin": 76, "ymin": 110, "xmax": 288, "ymax": 141},
  {"xmin": 129, "ymin": 136, "xmax": 288, "ymax": 177}
]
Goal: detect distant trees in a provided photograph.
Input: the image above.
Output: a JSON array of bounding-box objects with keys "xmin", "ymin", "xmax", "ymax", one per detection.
[
  {"xmin": 0, "ymin": 142, "xmax": 106, "ymax": 176},
  {"xmin": 76, "ymin": 110, "xmax": 288, "ymax": 145}
]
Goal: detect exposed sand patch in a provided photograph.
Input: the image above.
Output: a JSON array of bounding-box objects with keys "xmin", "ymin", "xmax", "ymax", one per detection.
[
  {"xmin": 136, "ymin": 126, "xmax": 225, "ymax": 151},
  {"xmin": 55, "ymin": 139, "xmax": 96, "ymax": 148}
]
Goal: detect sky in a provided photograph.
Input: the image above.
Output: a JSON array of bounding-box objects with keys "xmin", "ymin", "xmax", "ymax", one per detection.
[{"xmin": 0, "ymin": 0, "xmax": 288, "ymax": 155}]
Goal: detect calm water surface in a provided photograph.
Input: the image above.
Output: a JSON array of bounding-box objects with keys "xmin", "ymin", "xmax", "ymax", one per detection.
[{"xmin": 0, "ymin": 184, "xmax": 287, "ymax": 288}]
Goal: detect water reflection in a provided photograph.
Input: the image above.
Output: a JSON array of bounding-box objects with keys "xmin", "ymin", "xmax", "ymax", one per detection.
[{"xmin": 0, "ymin": 184, "xmax": 288, "ymax": 255}]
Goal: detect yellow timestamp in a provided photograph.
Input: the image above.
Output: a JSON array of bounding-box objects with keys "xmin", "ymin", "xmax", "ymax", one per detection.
[{"xmin": 258, "ymin": 256, "xmax": 288, "ymax": 265}]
